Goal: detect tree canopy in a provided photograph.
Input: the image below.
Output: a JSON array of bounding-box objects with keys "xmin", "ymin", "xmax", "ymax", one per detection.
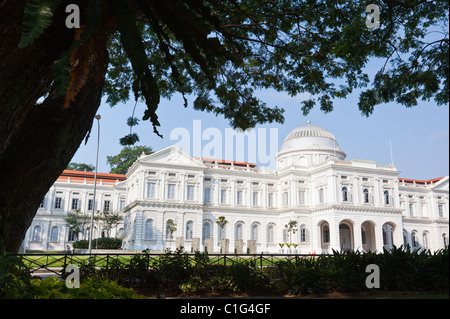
[
  {"xmin": 20, "ymin": 0, "xmax": 450, "ymax": 143},
  {"xmin": 106, "ymin": 145, "xmax": 153, "ymax": 174}
]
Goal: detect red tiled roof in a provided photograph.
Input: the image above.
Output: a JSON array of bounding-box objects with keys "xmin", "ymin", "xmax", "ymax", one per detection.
[
  {"xmin": 398, "ymin": 177, "xmax": 444, "ymax": 184},
  {"xmin": 60, "ymin": 170, "xmax": 126, "ymax": 181},
  {"xmin": 194, "ymin": 157, "xmax": 257, "ymax": 167}
]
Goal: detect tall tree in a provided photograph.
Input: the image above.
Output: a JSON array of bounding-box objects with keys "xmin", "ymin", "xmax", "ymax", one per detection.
[
  {"xmin": 0, "ymin": 0, "xmax": 448, "ymax": 252},
  {"xmin": 106, "ymin": 145, "xmax": 153, "ymax": 174}
]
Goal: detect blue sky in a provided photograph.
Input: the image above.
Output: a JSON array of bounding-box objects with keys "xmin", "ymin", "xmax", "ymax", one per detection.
[{"xmin": 70, "ymin": 87, "xmax": 449, "ymax": 180}]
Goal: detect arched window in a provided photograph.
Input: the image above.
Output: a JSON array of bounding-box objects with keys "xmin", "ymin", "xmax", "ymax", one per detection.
[
  {"xmin": 443, "ymin": 233, "xmax": 448, "ymax": 248},
  {"xmin": 342, "ymin": 187, "xmax": 348, "ymax": 202},
  {"xmin": 165, "ymin": 219, "xmax": 175, "ymax": 240},
  {"xmin": 300, "ymin": 224, "xmax": 307, "ymax": 242},
  {"xmin": 186, "ymin": 221, "xmax": 193, "ymax": 240},
  {"xmin": 298, "ymin": 156, "xmax": 307, "ymax": 166},
  {"xmin": 322, "ymin": 224, "xmax": 330, "ymax": 243},
  {"xmin": 50, "ymin": 226, "xmax": 59, "ymax": 242},
  {"xmin": 145, "ymin": 219, "xmax": 154, "ymax": 240},
  {"xmin": 422, "ymin": 231, "xmax": 429, "ymax": 249},
  {"xmin": 235, "ymin": 222, "xmax": 243, "ymax": 240},
  {"xmin": 267, "ymin": 224, "xmax": 275, "ymax": 244},
  {"xmin": 32, "ymin": 225, "xmax": 41, "ymax": 242},
  {"xmin": 363, "ymin": 188, "xmax": 369, "ymax": 203},
  {"xmin": 411, "ymin": 231, "xmax": 419, "ymax": 248},
  {"xmin": 251, "ymin": 223, "xmax": 259, "ymax": 242},
  {"xmin": 202, "ymin": 221, "xmax": 212, "ymax": 242},
  {"xmin": 403, "ymin": 229, "xmax": 409, "ymax": 247}
]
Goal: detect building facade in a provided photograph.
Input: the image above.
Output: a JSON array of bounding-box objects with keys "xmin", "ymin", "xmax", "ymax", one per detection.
[{"xmin": 22, "ymin": 122, "xmax": 449, "ymax": 253}]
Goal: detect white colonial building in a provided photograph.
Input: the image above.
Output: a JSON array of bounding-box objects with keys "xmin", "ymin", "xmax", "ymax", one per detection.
[{"xmin": 22, "ymin": 122, "xmax": 449, "ymax": 253}]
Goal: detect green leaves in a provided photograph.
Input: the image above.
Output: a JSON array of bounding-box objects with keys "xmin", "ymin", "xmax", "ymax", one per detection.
[
  {"xmin": 111, "ymin": 0, "xmax": 162, "ymax": 137},
  {"xmin": 19, "ymin": 0, "xmax": 62, "ymax": 48}
]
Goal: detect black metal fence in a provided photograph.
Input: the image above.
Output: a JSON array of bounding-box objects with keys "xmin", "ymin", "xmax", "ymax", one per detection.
[{"xmin": 19, "ymin": 252, "xmax": 322, "ymax": 276}]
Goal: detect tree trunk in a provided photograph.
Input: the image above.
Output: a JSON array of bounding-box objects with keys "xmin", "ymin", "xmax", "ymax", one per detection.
[{"xmin": 0, "ymin": 0, "xmax": 113, "ymax": 252}]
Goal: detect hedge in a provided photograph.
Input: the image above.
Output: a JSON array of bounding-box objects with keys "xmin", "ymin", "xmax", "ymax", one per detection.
[{"xmin": 72, "ymin": 237, "xmax": 122, "ymax": 249}]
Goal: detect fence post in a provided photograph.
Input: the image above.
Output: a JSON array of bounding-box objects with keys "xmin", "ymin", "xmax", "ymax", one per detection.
[{"xmin": 260, "ymin": 253, "xmax": 263, "ymax": 268}]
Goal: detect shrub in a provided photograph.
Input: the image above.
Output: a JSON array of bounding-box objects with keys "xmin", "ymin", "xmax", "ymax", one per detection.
[
  {"xmin": 0, "ymin": 252, "xmax": 34, "ymax": 298},
  {"xmin": 31, "ymin": 276, "xmax": 144, "ymax": 299},
  {"xmin": 72, "ymin": 237, "xmax": 122, "ymax": 249}
]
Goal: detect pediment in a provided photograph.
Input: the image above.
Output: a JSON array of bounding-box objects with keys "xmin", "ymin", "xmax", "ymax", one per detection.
[
  {"xmin": 140, "ymin": 146, "xmax": 205, "ymax": 168},
  {"xmin": 431, "ymin": 176, "xmax": 449, "ymax": 191}
]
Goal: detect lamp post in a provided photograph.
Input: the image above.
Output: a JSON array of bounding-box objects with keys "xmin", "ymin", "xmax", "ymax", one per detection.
[{"xmin": 88, "ymin": 114, "xmax": 101, "ymax": 256}]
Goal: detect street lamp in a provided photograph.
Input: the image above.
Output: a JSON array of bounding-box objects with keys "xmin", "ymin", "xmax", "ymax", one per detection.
[{"xmin": 88, "ymin": 114, "xmax": 101, "ymax": 256}]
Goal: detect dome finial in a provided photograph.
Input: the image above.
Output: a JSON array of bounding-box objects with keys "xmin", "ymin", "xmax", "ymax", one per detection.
[{"xmin": 306, "ymin": 120, "xmax": 311, "ymax": 125}]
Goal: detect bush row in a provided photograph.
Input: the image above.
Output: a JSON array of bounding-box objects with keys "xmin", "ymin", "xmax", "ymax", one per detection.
[
  {"xmin": 75, "ymin": 246, "xmax": 448, "ymax": 296},
  {"xmin": 0, "ymin": 252, "xmax": 142, "ymax": 299}
]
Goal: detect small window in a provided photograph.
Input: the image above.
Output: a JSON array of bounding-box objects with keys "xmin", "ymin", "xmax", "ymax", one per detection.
[
  {"xmin": 220, "ymin": 189, "xmax": 227, "ymax": 204},
  {"xmin": 147, "ymin": 182, "xmax": 156, "ymax": 198},
  {"xmin": 342, "ymin": 186, "xmax": 348, "ymax": 202},
  {"xmin": 282, "ymin": 191, "xmax": 288, "ymax": 206},
  {"xmin": 104, "ymin": 200, "xmax": 110, "ymax": 212},
  {"xmin": 167, "ymin": 184, "xmax": 176, "ymax": 199},
  {"xmin": 363, "ymin": 188, "xmax": 369, "ymax": 203},
  {"xmin": 318, "ymin": 188, "xmax": 324, "ymax": 204},
  {"xmin": 187, "ymin": 174, "xmax": 195, "ymax": 179},
  {"xmin": 268, "ymin": 193, "xmax": 274, "ymax": 207},
  {"xmin": 298, "ymin": 191, "xmax": 305, "ymax": 205},
  {"xmin": 252, "ymin": 192, "xmax": 258, "ymax": 206},
  {"xmin": 384, "ymin": 190, "xmax": 390, "ymax": 205},
  {"xmin": 88, "ymin": 199, "xmax": 94, "ymax": 211},
  {"xmin": 204, "ymin": 188, "xmax": 211, "ymax": 203},
  {"xmin": 438, "ymin": 204, "xmax": 444, "ymax": 217},
  {"xmin": 236, "ymin": 190, "xmax": 243, "ymax": 205},
  {"xmin": 187, "ymin": 185, "xmax": 195, "ymax": 201},
  {"xmin": 71, "ymin": 198, "xmax": 79, "ymax": 210},
  {"xmin": 54, "ymin": 197, "xmax": 62, "ymax": 209}
]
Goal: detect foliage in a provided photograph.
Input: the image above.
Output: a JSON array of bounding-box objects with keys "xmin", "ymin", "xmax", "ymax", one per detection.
[
  {"xmin": 66, "ymin": 162, "xmax": 95, "ymax": 172},
  {"xmin": 19, "ymin": 0, "xmax": 449, "ymax": 144},
  {"xmin": 18, "ymin": 0, "xmax": 62, "ymax": 48},
  {"xmin": 106, "ymin": 145, "xmax": 153, "ymax": 174},
  {"xmin": 0, "ymin": 252, "xmax": 34, "ymax": 298},
  {"xmin": 72, "ymin": 237, "xmax": 122, "ymax": 249},
  {"xmin": 31, "ymin": 276, "xmax": 143, "ymax": 299},
  {"xmin": 64, "ymin": 209, "xmax": 90, "ymax": 237}
]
